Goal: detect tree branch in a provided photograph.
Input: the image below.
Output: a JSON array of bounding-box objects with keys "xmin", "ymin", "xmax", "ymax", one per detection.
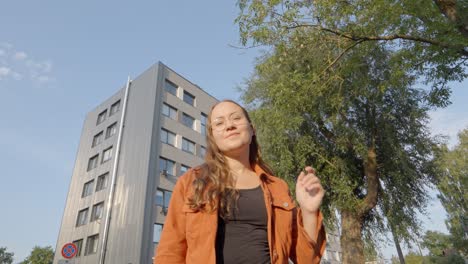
[{"xmin": 286, "ymin": 24, "xmax": 468, "ymax": 57}]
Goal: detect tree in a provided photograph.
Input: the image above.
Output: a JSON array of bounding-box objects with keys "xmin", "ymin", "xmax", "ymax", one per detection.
[
  {"xmin": 404, "ymin": 251, "xmax": 426, "ymax": 264},
  {"xmin": 236, "ymin": 1, "xmax": 467, "ymax": 263},
  {"xmin": 0, "ymin": 247, "xmax": 14, "ymax": 264},
  {"xmin": 20, "ymin": 246, "xmax": 54, "ymax": 264},
  {"xmin": 421, "ymin": 230, "xmax": 452, "ymax": 256},
  {"xmin": 237, "ymin": 0, "xmax": 467, "ymax": 103},
  {"xmin": 434, "ymin": 128, "xmax": 468, "ymax": 255},
  {"xmin": 239, "ymin": 28, "xmax": 442, "ymax": 262},
  {"xmin": 429, "ymin": 254, "xmax": 465, "ymax": 264}
]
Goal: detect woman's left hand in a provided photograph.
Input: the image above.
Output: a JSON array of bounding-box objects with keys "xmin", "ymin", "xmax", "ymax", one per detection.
[{"xmin": 295, "ymin": 166, "xmax": 325, "ymax": 213}]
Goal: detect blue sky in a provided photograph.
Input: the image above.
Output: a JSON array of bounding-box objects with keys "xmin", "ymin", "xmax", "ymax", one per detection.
[{"xmin": 0, "ymin": 1, "xmax": 466, "ymax": 262}]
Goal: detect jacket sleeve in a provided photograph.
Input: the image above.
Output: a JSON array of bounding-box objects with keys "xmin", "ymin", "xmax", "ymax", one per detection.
[
  {"xmin": 290, "ymin": 208, "xmax": 326, "ymax": 264},
  {"xmin": 153, "ymin": 173, "xmax": 189, "ymax": 263}
]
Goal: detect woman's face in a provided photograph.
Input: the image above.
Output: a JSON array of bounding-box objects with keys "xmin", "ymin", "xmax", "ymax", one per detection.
[{"xmin": 210, "ymin": 101, "xmax": 254, "ymax": 157}]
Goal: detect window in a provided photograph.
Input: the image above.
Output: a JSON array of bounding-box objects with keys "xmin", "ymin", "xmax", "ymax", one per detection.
[
  {"xmin": 106, "ymin": 122, "xmax": 117, "ymax": 138},
  {"xmin": 102, "ymin": 147, "xmax": 112, "ymax": 163},
  {"xmin": 155, "ymin": 188, "xmax": 172, "ymax": 208},
  {"xmin": 162, "ymin": 103, "xmax": 177, "ymax": 120},
  {"xmin": 200, "ymin": 146, "xmax": 206, "ymax": 158},
  {"xmin": 180, "ymin": 164, "xmax": 190, "ymax": 176},
  {"xmin": 76, "ymin": 208, "xmax": 89, "ymax": 227},
  {"xmin": 85, "ymin": 234, "xmax": 99, "ymax": 255},
  {"xmin": 182, "ymin": 113, "xmax": 195, "ymax": 129},
  {"xmin": 97, "ymin": 110, "xmax": 107, "ymax": 125},
  {"xmin": 110, "ymin": 100, "xmax": 120, "ymax": 116},
  {"xmin": 82, "ymin": 180, "xmax": 94, "ymax": 197},
  {"xmin": 96, "ymin": 172, "xmax": 109, "ymax": 192},
  {"xmin": 182, "ymin": 137, "xmax": 195, "ymax": 154},
  {"xmin": 92, "ymin": 132, "xmax": 103, "ymax": 147},
  {"xmin": 87, "ymin": 155, "xmax": 99, "ymax": 171},
  {"xmin": 154, "ymin": 224, "xmax": 163, "ymax": 244},
  {"xmin": 160, "ymin": 129, "xmax": 176, "ymax": 146},
  {"xmin": 183, "ymin": 91, "xmax": 195, "ymax": 106},
  {"xmin": 159, "ymin": 157, "xmax": 175, "ymax": 176},
  {"xmin": 201, "ymin": 113, "xmax": 207, "ymax": 136},
  {"xmin": 90, "ymin": 202, "xmax": 104, "ymax": 222},
  {"xmin": 72, "ymin": 239, "xmax": 83, "ymax": 257},
  {"xmin": 164, "ymin": 80, "xmax": 178, "ymax": 96}
]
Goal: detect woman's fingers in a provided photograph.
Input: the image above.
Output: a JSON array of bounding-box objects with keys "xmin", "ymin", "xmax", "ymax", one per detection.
[
  {"xmin": 304, "ymin": 166, "xmax": 316, "ymax": 175},
  {"xmin": 297, "ymin": 170, "xmax": 306, "ymax": 183},
  {"xmin": 297, "ymin": 166, "xmax": 321, "ymax": 192}
]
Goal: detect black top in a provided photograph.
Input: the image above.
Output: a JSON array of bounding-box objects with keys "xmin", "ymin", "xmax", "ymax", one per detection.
[{"xmin": 215, "ymin": 185, "xmax": 271, "ymax": 264}]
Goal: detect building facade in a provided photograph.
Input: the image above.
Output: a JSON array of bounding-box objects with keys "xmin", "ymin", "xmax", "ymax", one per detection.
[
  {"xmin": 321, "ymin": 228, "xmax": 343, "ymax": 264},
  {"xmin": 53, "ymin": 62, "xmax": 218, "ymax": 264}
]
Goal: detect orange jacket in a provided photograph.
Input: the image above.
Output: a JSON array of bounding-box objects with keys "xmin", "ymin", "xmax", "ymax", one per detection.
[{"xmin": 154, "ymin": 164, "xmax": 326, "ymax": 264}]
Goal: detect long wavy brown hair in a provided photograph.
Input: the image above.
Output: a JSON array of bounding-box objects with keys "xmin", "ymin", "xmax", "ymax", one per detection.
[{"xmin": 187, "ymin": 100, "xmax": 273, "ymax": 219}]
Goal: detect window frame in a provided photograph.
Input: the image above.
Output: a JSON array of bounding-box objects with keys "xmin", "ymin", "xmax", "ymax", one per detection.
[
  {"xmin": 101, "ymin": 146, "xmax": 113, "ymax": 164},
  {"xmin": 90, "ymin": 201, "xmax": 104, "ymax": 222},
  {"xmin": 155, "ymin": 188, "xmax": 172, "ymax": 208},
  {"xmin": 159, "ymin": 157, "xmax": 175, "ymax": 177},
  {"xmin": 87, "ymin": 154, "xmax": 99, "ymax": 171},
  {"xmin": 72, "ymin": 239, "xmax": 83, "ymax": 257},
  {"xmin": 182, "ymin": 113, "xmax": 195, "ymax": 130},
  {"xmin": 110, "ymin": 100, "xmax": 121, "ymax": 116},
  {"xmin": 183, "ymin": 90, "xmax": 195, "ymax": 106},
  {"xmin": 182, "ymin": 137, "xmax": 196, "ymax": 154},
  {"xmin": 201, "ymin": 113, "xmax": 208, "ymax": 136},
  {"xmin": 162, "ymin": 103, "xmax": 177, "ymax": 120},
  {"xmin": 85, "ymin": 234, "xmax": 99, "ymax": 255},
  {"xmin": 160, "ymin": 128, "xmax": 176, "ymax": 146},
  {"xmin": 164, "ymin": 79, "xmax": 178, "ymax": 96},
  {"xmin": 96, "ymin": 172, "xmax": 109, "ymax": 192},
  {"xmin": 200, "ymin": 146, "xmax": 206, "ymax": 158},
  {"xmin": 96, "ymin": 109, "xmax": 107, "ymax": 125},
  {"xmin": 105, "ymin": 122, "xmax": 117, "ymax": 139},
  {"xmin": 76, "ymin": 208, "xmax": 89, "ymax": 227},
  {"xmin": 82, "ymin": 179, "xmax": 94, "ymax": 198},
  {"xmin": 180, "ymin": 164, "xmax": 190, "ymax": 176},
  {"xmin": 153, "ymin": 223, "xmax": 164, "ymax": 245},
  {"xmin": 92, "ymin": 131, "xmax": 104, "ymax": 147}
]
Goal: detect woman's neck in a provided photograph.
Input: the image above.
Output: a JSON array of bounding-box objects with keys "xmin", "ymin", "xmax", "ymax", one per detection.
[{"xmin": 224, "ymin": 154, "xmax": 252, "ymax": 176}]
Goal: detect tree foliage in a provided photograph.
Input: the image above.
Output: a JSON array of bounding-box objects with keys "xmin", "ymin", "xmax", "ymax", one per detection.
[
  {"xmin": 239, "ymin": 28, "xmax": 441, "ymax": 262},
  {"xmin": 0, "ymin": 247, "xmax": 14, "ymax": 264},
  {"xmin": 404, "ymin": 251, "xmax": 426, "ymax": 264},
  {"xmin": 20, "ymin": 246, "xmax": 54, "ymax": 264},
  {"xmin": 434, "ymin": 128, "xmax": 468, "ymax": 255},
  {"xmin": 421, "ymin": 230, "xmax": 452, "ymax": 256},
  {"xmin": 237, "ymin": 0, "xmax": 468, "ymax": 105}
]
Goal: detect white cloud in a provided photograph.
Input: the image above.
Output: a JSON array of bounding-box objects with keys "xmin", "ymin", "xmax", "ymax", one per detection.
[
  {"xmin": 0, "ymin": 43, "xmax": 54, "ymax": 85},
  {"xmin": 0, "ymin": 66, "xmax": 22, "ymax": 81},
  {"xmin": 14, "ymin": 51, "xmax": 27, "ymax": 60},
  {"xmin": 0, "ymin": 66, "xmax": 11, "ymax": 77}
]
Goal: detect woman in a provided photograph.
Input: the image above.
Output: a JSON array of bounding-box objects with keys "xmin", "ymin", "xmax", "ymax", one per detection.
[{"xmin": 154, "ymin": 100, "xmax": 326, "ymax": 264}]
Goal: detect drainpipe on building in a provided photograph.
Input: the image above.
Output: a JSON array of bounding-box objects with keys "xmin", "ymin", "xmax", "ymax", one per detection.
[{"xmin": 99, "ymin": 76, "xmax": 131, "ymax": 264}]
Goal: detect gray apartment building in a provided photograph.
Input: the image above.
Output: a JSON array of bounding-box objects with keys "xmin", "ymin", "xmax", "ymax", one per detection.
[{"xmin": 54, "ymin": 62, "xmax": 218, "ymax": 264}]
